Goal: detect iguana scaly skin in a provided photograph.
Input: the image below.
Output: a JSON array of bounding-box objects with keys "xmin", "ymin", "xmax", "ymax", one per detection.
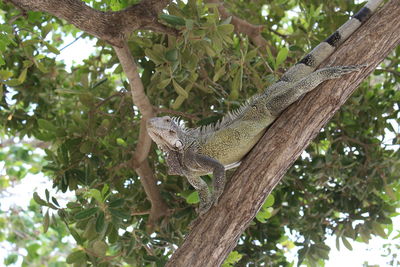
[{"xmin": 147, "ymin": 0, "xmax": 384, "ymax": 215}]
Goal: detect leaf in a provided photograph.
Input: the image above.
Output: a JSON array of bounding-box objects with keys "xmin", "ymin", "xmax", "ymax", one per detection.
[
  {"xmin": 69, "ymin": 228, "xmax": 83, "ymax": 245},
  {"xmin": 101, "ymin": 184, "xmax": 109, "ymax": 198},
  {"xmin": 92, "ymin": 240, "xmax": 107, "ymax": 256},
  {"xmin": 21, "ymin": 39, "xmax": 40, "ymax": 47},
  {"xmin": 79, "ymin": 142, "xmax": 91, "ymax": 154},
  {"xmin": 159, "ymin": 14, "xmax": 186, "ymax": 26},
  {"xmin": 33, "ymin": 192, "xmax": 47, "ymax": 206},
  {"xmin": 43, "ymin": 41, "xmax": 60, "ymax": 55},
  {"xmin": 275, "ymin": 47, "xmax": 288, "ymax": 69},
  {"xmin": 186, "ymin": 191, "xmax": 199, "ymax": 204},
  {"xmin": 43, "ymin": 210, "xmax": 50, "ymax": 233},
  {"xmin": 165, "ymin": 49, "xmax": 178, "ymax": 62},
  {"xmin": 263, "ymin": 194, "xmax": 275, "ymax": 208},
  {"xmin": 88, "ymin": 189, "xmax": 103, "ymax": 203},
  {"xmin": 157, "ymin": 78, "xmax": 171, "ymax": 89},
  {"xmin": 66, "ymin": 250, "xmax": 86, "ymax": 264},
  {"xmin": 116, "ymin": 138, "xmax": 127, "ymax": 147},
  {"xmin": 222, "ymin": 251, "xmax": 243, "ymax": 267},
  {"xmin": 172, "ymin": 79, "xmax": 189, "ymax": 98},
  {"xmin": 372, "ymin": 222, "xmax": 387, "ymax": 238},
  {"xmin": 37, "ymin": 119, "xmax": 57, "ymax": 132},
  {"xmin": 74, "ymin": 207, "xmax": 99, "ymax": 220},
  {"xmin": 109, "ymin": 208, "xmax": 131, "ymax": 220},
  {"xmin": 51, "ymin": 197, "xmax": 60, "ymax": 207},
  {"xmin": 95, "ymin": 211, "xmax": 105, "ymax": 232},
  {"xmin": 41, "ymin": 23, "xmax": 53, "ymax": 39},
  {"xmin": 341, "ymin": 236, "xmax": 353, "ymax": 250},
  {"xmin": 213, "ymin": 65, "xmax": 225, "ymax": 82},
  {"xmin": 217, "ymin": 24, "xmax": 234, "ymax": 35},
  {"xmin": 45, "ymin": 189, "xmax": 50, "ymax": 202},
  {"xmin": 17, "ymin": 68, "xmax": 27, "ymax": 83},
  {"xmin": 0, "ymin": 69, "xmax": 13, "ymax": 80},
  {"xmin": 108, "ymin": 198, "xmax": 124, "ymax": 208}
]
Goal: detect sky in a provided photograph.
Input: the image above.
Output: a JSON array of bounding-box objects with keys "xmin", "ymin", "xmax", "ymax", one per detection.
[{"xmin": 1, "ymin": 31, "xmax": 399, "ymax": 266}]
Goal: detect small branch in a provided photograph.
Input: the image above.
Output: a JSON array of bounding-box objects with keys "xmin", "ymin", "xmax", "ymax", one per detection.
[
  {"xmin": 205, "ymin": 0, "xmax": 274, "ymax": 53},
  {"xmin": 113, "ymin": 42, "xmax": 169, "ymax": 227},
  {"xmin": 59, "ymin": 33, "xmax": 84, "ymax": 51}
]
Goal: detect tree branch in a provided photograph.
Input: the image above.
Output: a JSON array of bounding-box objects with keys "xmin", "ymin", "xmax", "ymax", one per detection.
[
  {"xmin": 166, "ymin": 0, "xmax": 400, "ymax": 266},
  {"xmin": 205, "ymin": 0, "xmax": 273, "ymax": 53},
  {"xmin": 7, "ymin": 0, "xmax": 176, "ymax": 47},
  {"xmin": 113, "ymin": 43, "xmax": 169, "ymax": 227}
]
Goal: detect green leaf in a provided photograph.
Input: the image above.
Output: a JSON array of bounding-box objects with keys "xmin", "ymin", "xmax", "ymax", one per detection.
[
  {"xmin": 75, "ymin": 207, "xmax": 99, "ymax": 220},
  {"xmin": 275, "ymin": 47, "xmax": 288, "ymax": 69},
  {"xmin": 66, "ymin": 250, "xmax": 86, "ymax": 264},
  {"xmin": 116, "ymin": 138, "xmax": 127, "ymax": 147},
  {"xmin": 95, "ymin": 211, "xmax": 105, "ymax": 232},
  {"xmin": 157, "ymin": 78, "xmax": 171, "ymax": 89},
  {"xmin": 172, "ymin": 79, "xmax": 189, "ymax": 98},
  {"xmin": 92, "ymin": 240, "xmax": 107, "ymax": 256},
  {"xmin": 109, "ymin": 208, "xmax": 131, "ymax": 220},
  {"xmin": 41, "ymin": 23, "xmax": 53, "ymax": 39},
  {"xmin": 4, "ymin": 254, "xmax": 18, "ymax": 266},
  {"xmin": 263, "ymin": 194, "xmax": 275, "ymax": 208},
  {"xmin": 222, "ymin": 251, "xmax": 243, "ymax": 267},
  {"xmin": 45, "ymin": 189, "xmax": 50, "ymax": 201},
  {"xmin": 160, "ymin": 14, "xmax": 186, "ymax": 26},
  {"xmin": 108, "ymin": 198, "xmax": 124, "ymax": 208},
  {"xmin": 43, "ymin": 210, "xmax": 50, "ymax": 233},
  {"xmin": 372, "ymin": 222, "xmax": 387, "ymax": 238},
  {"xmin": 43, "ymin": 41, "xmax": 60, "ymax": 55},
  {"xmin": 186, "ymin": 191, "xmax": 199, "ymax": 204},
  {"xmin": 51, "ymin": 197, "xmax": 60, "ymax": 207},
  {"xmin": 0, "ymin": 69, "xmax": 13, "ymax": 80},
  {"xmin": 341, "ymin": 236, "xmax": 353, "ymax": 250},
  {"xmin": 88, "ymin": 189, "xmax": 103, "ymax": 203},
  {"xmin": 21, "ymin": 39, "xmax": 40, "ymax": 47},
  {"xmin": 217, "ymin": 24, "xmax": 234, "ymax": 35},
  {"xmin": 165, "ymin": 49, "xmax": 178, "ymax": 61},
  {"xmin": 37, "ymin": 119, "xmax": 57, "ymax": 132},
  {"xmin": 69, "ymin": 228, "xmax": 83, "ymax": 245},
  {"xmin": 33, "ymin": 192, "xmax": 47, "ymax": 206}
]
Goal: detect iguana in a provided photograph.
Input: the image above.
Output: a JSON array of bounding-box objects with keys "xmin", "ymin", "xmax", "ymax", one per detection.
[{"xmin": 147, "ymin": 0, "xmax": 384, "ymax": 215}]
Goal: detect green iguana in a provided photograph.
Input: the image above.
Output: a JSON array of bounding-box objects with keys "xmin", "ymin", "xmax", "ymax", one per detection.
[{"xmin": 147, "ymin": 0, "xmax": 384, "ymax": 215}]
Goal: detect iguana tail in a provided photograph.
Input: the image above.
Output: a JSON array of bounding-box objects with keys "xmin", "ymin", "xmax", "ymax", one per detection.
[{"xmin": 281, "ymin": 0, "xmax": 384, "ymax": 82}]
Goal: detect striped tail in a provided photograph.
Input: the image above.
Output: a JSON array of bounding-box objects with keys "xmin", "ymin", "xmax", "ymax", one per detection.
[{"xmin": 280, "ymin": 0, "xmax": 384, "ymax": 82}]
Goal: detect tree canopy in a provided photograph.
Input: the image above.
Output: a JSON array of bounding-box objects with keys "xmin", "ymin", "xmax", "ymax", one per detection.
[{"xmin": 0, "ymin": 0, "xmax": 399, "ymax": 266}]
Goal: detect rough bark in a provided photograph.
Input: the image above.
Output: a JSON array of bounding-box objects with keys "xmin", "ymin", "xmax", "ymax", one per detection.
[
  {"xmin": 7, "ymin": 0, "xmax": 176, "ymax": 47},
  {"xmin": 166, "ymin": 0, "xmax": 400, "ymax": 266}
]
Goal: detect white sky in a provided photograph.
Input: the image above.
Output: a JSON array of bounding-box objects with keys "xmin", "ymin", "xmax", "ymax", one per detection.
[{"xmin": 1, "ymin": 32, "xmax": 399, "ymax": 266}]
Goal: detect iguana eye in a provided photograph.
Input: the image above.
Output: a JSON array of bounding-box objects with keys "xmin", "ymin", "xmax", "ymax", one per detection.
[{"xmin": 165, "ymin": 117, "xmax": 171, "ymax": 122}]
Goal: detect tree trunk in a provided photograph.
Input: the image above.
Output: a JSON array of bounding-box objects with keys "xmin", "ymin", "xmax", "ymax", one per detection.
[{"xmin": 166, "ymin": 0, "xmax": 400, "ymax": 266}]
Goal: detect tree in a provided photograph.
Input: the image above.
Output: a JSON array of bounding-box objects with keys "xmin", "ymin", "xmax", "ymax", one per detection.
[{"xmin": 0, "ymin": 0, "xmax": 399, "ymax": 266}]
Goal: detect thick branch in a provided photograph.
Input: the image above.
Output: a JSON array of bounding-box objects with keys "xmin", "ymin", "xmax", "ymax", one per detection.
[
  {"xmin": 166, "ymin": 0, "xmax": 400, "ymax": 266},
  {"xmin": 7, "ymin": 0, "xmax": 175, "ymax": 46}
]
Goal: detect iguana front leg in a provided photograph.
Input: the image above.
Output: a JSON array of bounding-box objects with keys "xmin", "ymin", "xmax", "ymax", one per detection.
[
  {"xmin": 183, "ymin": 151, "xmax": 225, "ymax": 214},
  {"xmin": 266, "ymin": 65, "xmax": 365, "ymax": 115}
]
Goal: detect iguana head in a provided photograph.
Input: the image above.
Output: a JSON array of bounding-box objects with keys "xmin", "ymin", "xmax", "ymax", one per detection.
[{"xmin": 147, "ymin": 116, "xmax": 185, "ymax": 152}]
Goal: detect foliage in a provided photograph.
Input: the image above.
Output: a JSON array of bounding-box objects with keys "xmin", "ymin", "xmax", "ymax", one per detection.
[{"xmin": 0, "ymin": 0, "xmax": 399, "ymax": 266}]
